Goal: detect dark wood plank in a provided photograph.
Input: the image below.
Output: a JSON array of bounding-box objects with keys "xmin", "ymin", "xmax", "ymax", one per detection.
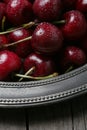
[
  {"xmin": 71, "ymin": 95, "xmax": 86, "ymax": 130},
  {"xmin": 0, "ymin": 109, "xmax": 26, "ymax": 130},
  {"xmin": 0, "ymin": 94, "xmax": 86, "ymax": 130},
  {"xmin": 81, "ymin": 94, "xmax": 87, "ymax": 130},
  {"xmin": 28, "ymin": 102, "xmax": 72, "ymax": 130}
]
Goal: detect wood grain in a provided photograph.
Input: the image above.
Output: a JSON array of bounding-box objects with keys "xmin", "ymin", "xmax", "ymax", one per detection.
[
  {"xmin": 0, "ymin": 109, "xmax": 26, "ymax": 130},
  {"xmin": 71, "ymin": 95, "xmax": 86, "ymax": 130},
  {"xmin": 28, "ymin": 102, "xmax": 72, "ymax": 130},
  {"xmin": 0, "ymin": 94, "xmax": 86, "ymax": 130},
  {"xmin": 82, "ymin": 94, "xmax": 87, "ymax": 130},
  {"xmin": 28, "ymin": 94, "xmax": 87, "ymax": 130}
]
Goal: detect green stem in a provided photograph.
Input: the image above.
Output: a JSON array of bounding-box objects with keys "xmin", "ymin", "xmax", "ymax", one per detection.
[
  {"xmin": 0, "ymin": 19, "xmax": 65, "ymax": 35},
  {"xmin": 19, "ymin": 66, "xmax": 35, "ymax": 81},
  {"xmin": 15, "ymin": 72, "xmax": 58, "ymax": 80},
  {"xmin": 65, "ymin": 66, "xmax": 73, "ymax": 73},
  {"xmin": 52, "ymin": 20, "xmax": 66, "ymax": 25},
  {"xmin": 0, "ymin": 22, "xmax": 35, "ymax": 35},
  {"xmin": 3, "ymin": 36, "xmax": 32, "ymax": 48},
  {"xmin": 1, "ymin": 16, "xmax": 6, "ymax": 31},
  {"xmin": 22, "ymin": 21, "xmax": 35, "ymax": 28}
]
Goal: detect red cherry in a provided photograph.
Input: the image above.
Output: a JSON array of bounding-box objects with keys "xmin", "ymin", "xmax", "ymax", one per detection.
[
  {"xmin": 33, "ymin": 0, "xmax": 62, "ymax": 21},
  {"xmin": 0, "ymin": 2, "xmax": 6, "ymax": 28},
  {"xmin": 0, "ymin": 50, "xmax": 21, "ymax": 80},
  {"xmin": 60, "ymin": 46, "xmax": 86, "ymax": 71},
  {"xmin": 3, "ymin": 0, "xmax": 9, "ymax": 4},
  {"xmin": 0, "ymin": 35, "xmax": 8, "ymax": 50},
  {"xmin": 31, "ymin": 22, "xmax": 63, "ymax": 55},
  {"xmin": 24, "ymin": 53, "xmax": 56, "ymax": 77},
  {"xmin": 76, "ymin": 0, "xmax": 87, "ymax": 14},
  {"xmin": 8, "ymin": 28, "xmax": 33, "ymax": 58},
  {"xmin": 6, "ymin": 0, "xmax": 33, "ymax": 25},
  {"xmin": 61, "ymin": 10, "xmax": 87, "ymax": 41}
]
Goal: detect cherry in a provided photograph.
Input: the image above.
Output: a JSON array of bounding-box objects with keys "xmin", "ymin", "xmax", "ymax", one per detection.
[
  {"xmin": 0, "ymin": 2, "xmax": 6, "ymax": 19},
  {"xmin": 33, "ymin": 0, "xmax": 62, "ymax": 21},
  {"xmin": 0, "ymin": 1, "xmax": 86, "ymax": 82},
  {"xmin": 0, "ymin": 50, "xmax": 21, "ymax": 80},
  {"xmin": 8, "ymin": 28, "xmax": 33, "ymax": 58},
  {"xmin": 31, "ymin": 22, "xmax": 63, "ymax": 55},
  {"xmin": 3, "ymin": 0, "xmax": 9, "ymax": 4},
  {"xmin": 0, "ymin": 2, "xmax": 6, "ymax": 29},
  {"xmin": 76, "ymin": 0, "xmax": 87, "ymax": 15},
  {"xmin": 24, "ymin": 53, "xmax": 56, "ymax": 77},
  {"xmin": 0, "ymin": 34, "xmax": 8, "ymax": 50},
  {"xmin": 60, "ymin": 46, "xmax": 86, "ymax": 71},
  {"xmin": 61, "ymin": 10, "xmax": 87, "ymax": 41},
  {"xmin": 6, "ymin": 0, "xmax": 33, "ymax": 26}
]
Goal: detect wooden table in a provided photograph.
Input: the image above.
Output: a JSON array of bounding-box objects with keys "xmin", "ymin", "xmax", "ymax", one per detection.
[{"xmin": 0, "ymin": 93, "xmax": 87, "ymax": 130}]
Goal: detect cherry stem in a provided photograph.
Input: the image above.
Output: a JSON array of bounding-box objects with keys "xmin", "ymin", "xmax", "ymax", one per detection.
[
  {"xmin": 0, "ymin": 22, "xmax": 35, "ymax": 35},
  {"xmin": 2, "ymin": 36, "xmax": 32, "ymax": 48},
  {"xmin": 0, "ymin": 20, "xmax": 65, "ymax": 35},
  {"xmin": 15, "ymin": 72, "xmax": 58, "ymax": 81},
  {"xmin": 1, "ymin": 16, "xmax": 6, "ymax": 31},
  {"xmin": 65, "ymin": 66, "xmax": 73, "ymax": 73},
  {"xmin": 52, "ymin": 20, "xmax": 66, "ymax": 25},
  {"xmin": 19, "ymin": 66, "xmax": 35, "ymax": 81},
  {"xmin": 22, "ymin": 21, "xmax": 35, "ymax": 28}
]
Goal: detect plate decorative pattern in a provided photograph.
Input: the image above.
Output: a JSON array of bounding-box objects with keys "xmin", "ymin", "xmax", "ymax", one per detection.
[{"xmin": 0, "ymin": 64, "xmax": 87, "ymax": 108}]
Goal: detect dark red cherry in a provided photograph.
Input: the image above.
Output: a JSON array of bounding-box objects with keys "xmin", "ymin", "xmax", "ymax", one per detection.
[
  {"xmin": 8, "ymin": 29, "xmax": 33, "ymax": 58},
  {"xmin": 60, "ymin": 46, "xmax": 86, "ymax": 71},
  {"xmin": 0, "ymin": 2, "xmax": 6, "ymax": 27},
  {"xmin": 24, "ymin": 53, "xmax": 56, "ymax": 77},
  {"xmin": 61, "ymin": 10, "xmax": 87, "ymax": 41},
  {"xmin": 0, "ymin": 50, "xmax": 21, "ymax": 80},
  {"xmin": 3, "ymin": 0, "xmax": 9, "ymax": 4},
  {"xmin": 33, "ymin": 0, "xmax": 62, "ymax": 21},
  {"xmin": 0, "ymin": 35, "xmax": 8, "ymax": 50},
  {"xmin": 0, "ymin": 2, "xmax": 6, "ymax": 18},
  {"xmin": 6, "ymin": 0, "xmax": 33, "ymax": 25},
  {"xmin": 31, "ymin": 22, "xmax": 63, "ymax": 55},
  {"xmin": 76, "ymin": 0, "xmax": 87, "ymax": 14}
]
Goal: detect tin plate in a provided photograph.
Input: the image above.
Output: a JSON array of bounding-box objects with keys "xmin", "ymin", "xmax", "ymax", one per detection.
[{"xmin": 0, "ymin": 64, "xmax": 87, "ymax": 108}]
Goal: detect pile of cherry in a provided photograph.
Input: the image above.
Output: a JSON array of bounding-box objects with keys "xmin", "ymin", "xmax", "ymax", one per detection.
[{"xmin": 0, "ymin": 0, "xmax": 87, "ymax": 82}]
